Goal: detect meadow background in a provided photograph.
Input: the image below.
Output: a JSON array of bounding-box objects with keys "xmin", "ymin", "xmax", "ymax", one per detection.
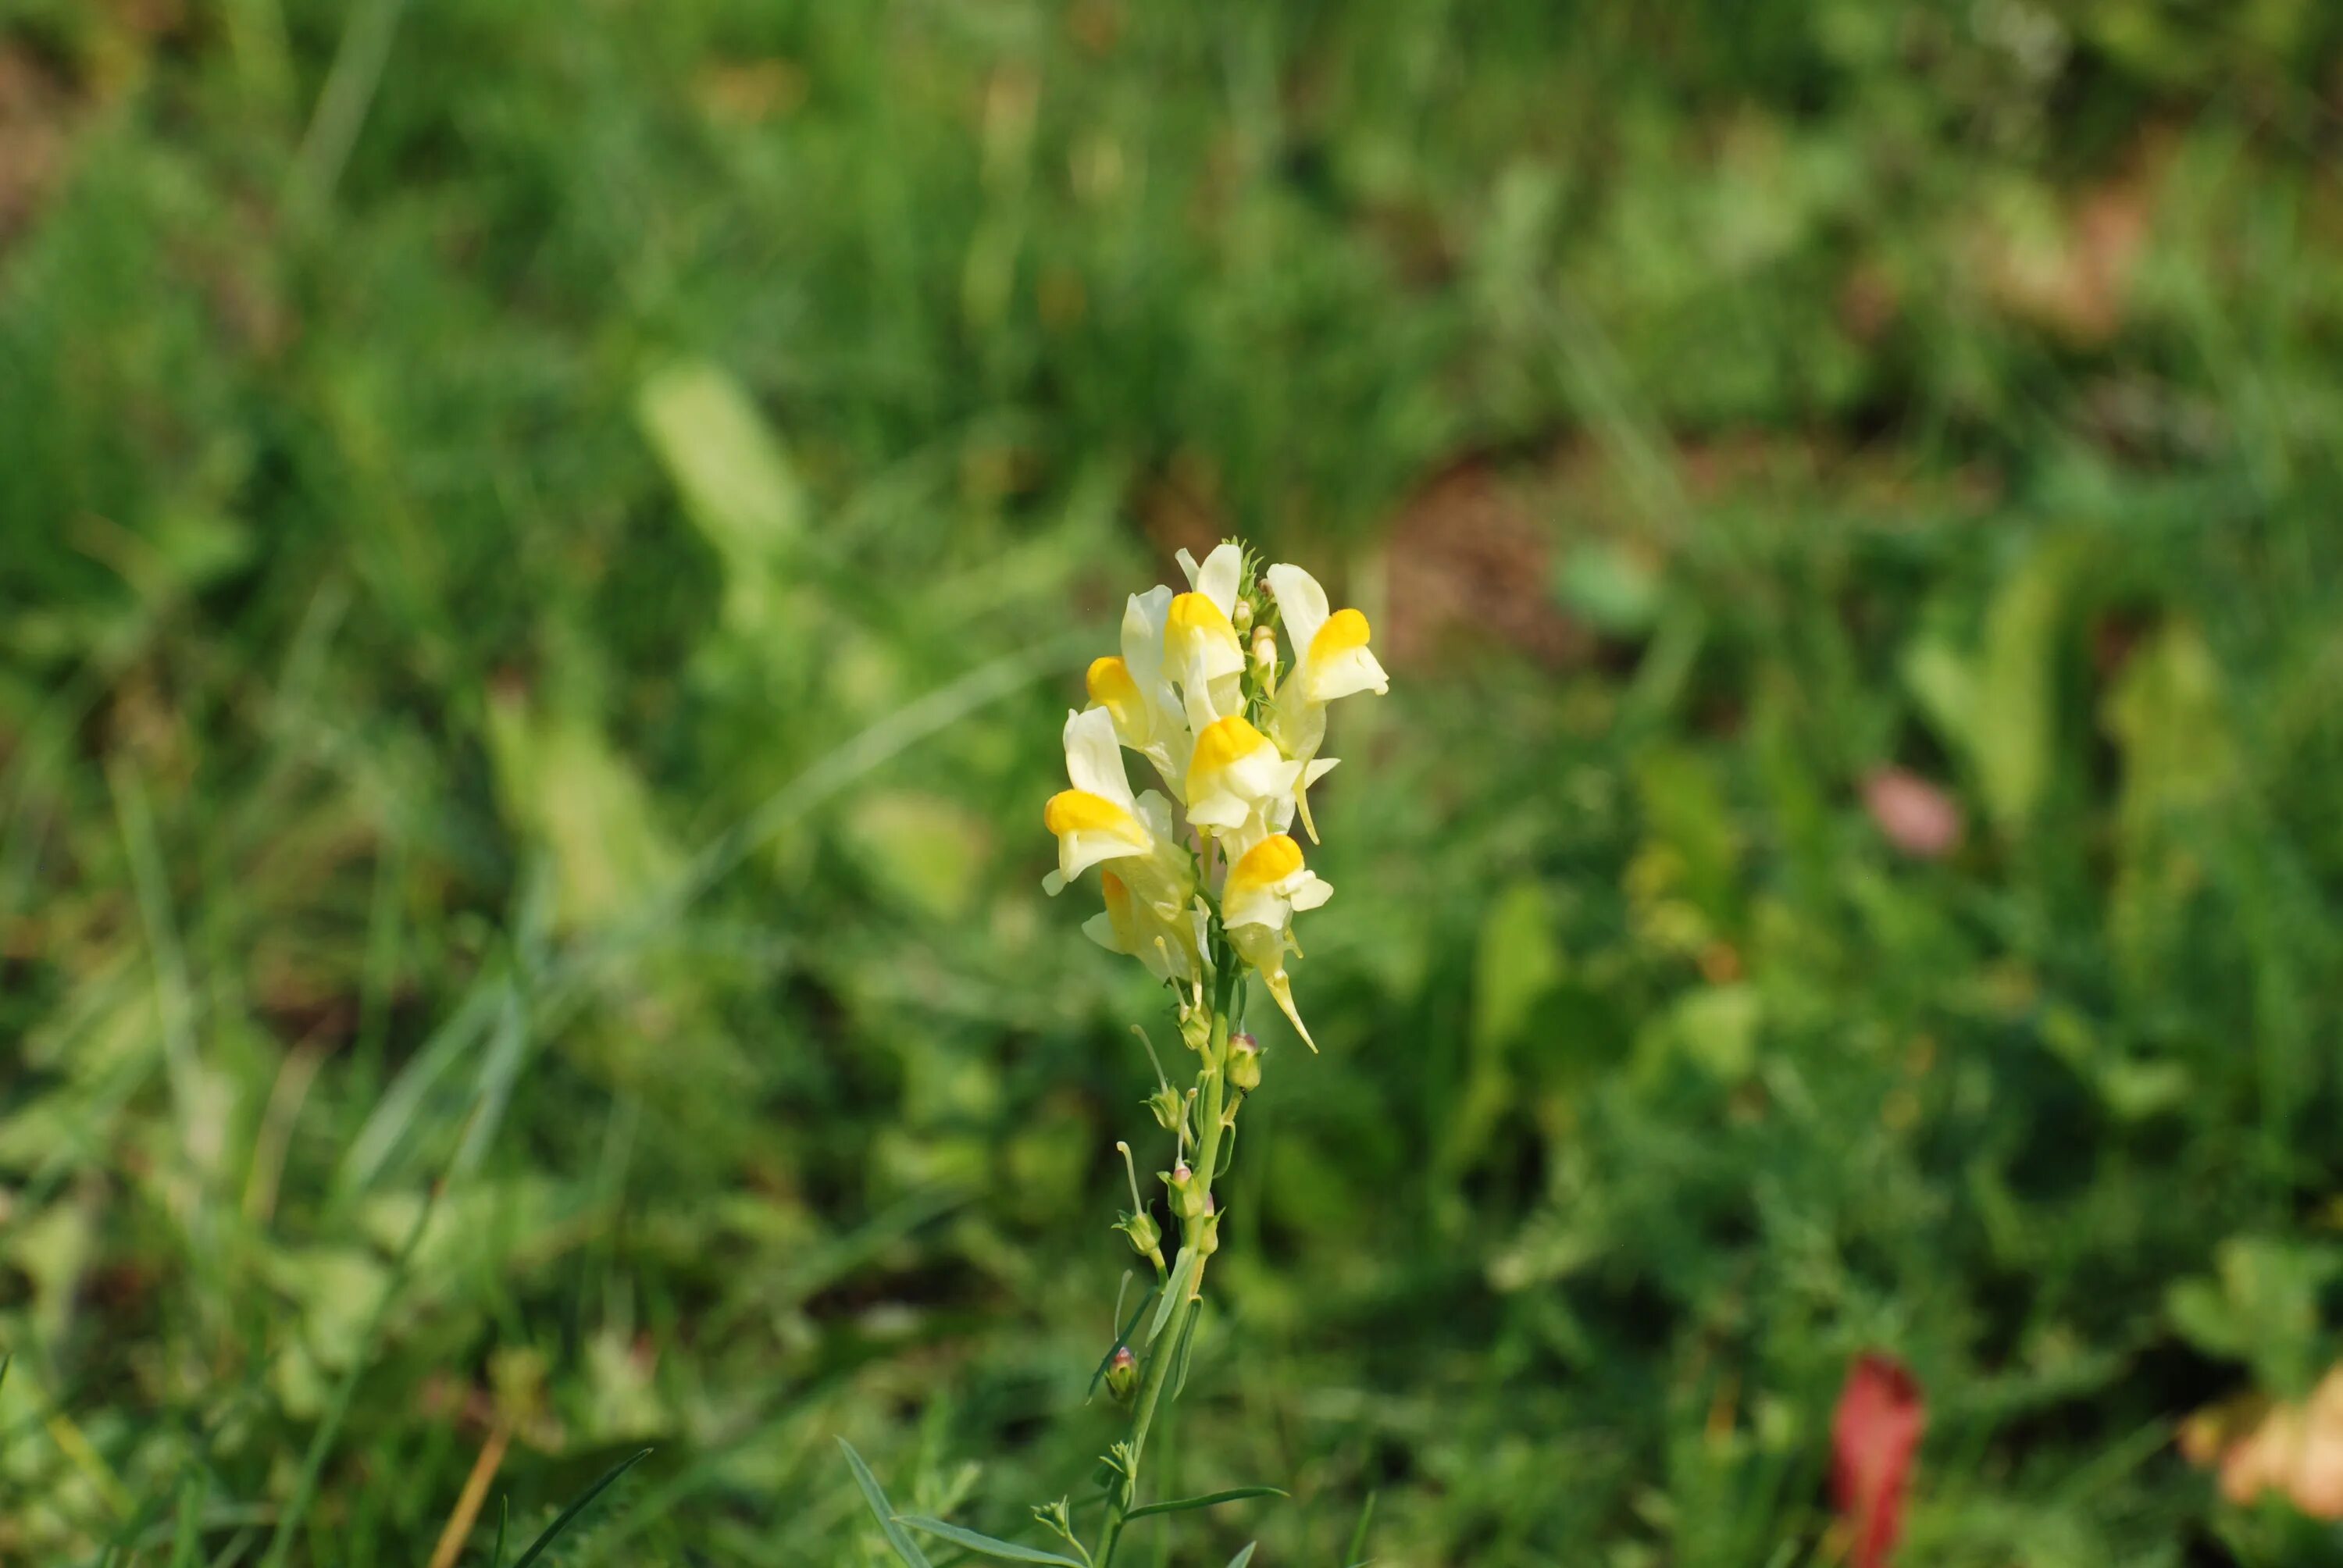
[{"xmin": 6, "ymin": 2, "xmax": 2343, "ymax": 1563}]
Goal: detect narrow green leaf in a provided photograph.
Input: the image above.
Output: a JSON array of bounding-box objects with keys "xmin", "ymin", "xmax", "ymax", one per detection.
[
  {"xmin": 1343, "ymin": 1488, "xmax": 1378, "ymax": 1566},
  {"xmin": 1124, "ymin": 1486, "xmax": 1287, "ymax": 1520},
  {"xmin": 169, "ymin": 1475, "xmax": 202, "ymax": 1568},
  {"xmin": 836, "ymin": 1438, "xmax": 934, "ymax": 1568},
  {"xmin": 1148, "ymin": 1250, "xmax": 1194, "ymax": 1344},
  {"xmin": 1225, "ymin": 1545, "xmax": 1257, "ymax": 1568},
  {"xmin": 490, "ymin": 1495, "xmax": 508, "ymax": 1568},
  {"xmin": 1168, "ymin": 1304, "xmax": 1200, "ymax": 1399},
  {"xmin": 893, "ymin": 1515, "xmax": 1086, "ymax": 1566},
  {"xmin": 510, "ymin": 1448, "xmax": 652, "ymax": 1568}
]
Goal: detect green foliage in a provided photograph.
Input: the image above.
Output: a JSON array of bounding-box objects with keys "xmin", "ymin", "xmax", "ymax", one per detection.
[{"xmin": 5, "ymin": 1, "xmax": 2343, "ymax": 1564}]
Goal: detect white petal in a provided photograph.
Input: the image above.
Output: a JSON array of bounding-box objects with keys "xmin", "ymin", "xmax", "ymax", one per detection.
[
  {"xmin": 1043, "ymin": 870, "xmax": 1067, "ymax": 896},
  {"xmin": 1307, "ymin": 644, "xmax": 1389, "ymax": 703},
  {"xmin": 1062, "ymin": 707, "xmax": 1136, "ymax": 807},
  {"xmin": 1059, "ymin": 828, "xmax": 1143, "ymax": 883},
  {"xmin": 1122, "ymin": 586, "xmax": 1174, "ymax": 697},
  {"xmin": 1132, "ymin": 789, "xmax": 1179, "ymax": 843},
  {"xmin": 1289, "ymin": 873, "xmax": 1334, "ymax": 911},
  {"xmin": 1264, "ymin": 564, "xmax": 1329, "ymax": 672},
  {"xmin": 1196, "ymin": 543, "xmax": 1244, "ymax": 618},
  {"xmin": 1303, "ymin": 757, "xmax": 1340, "ymax": 785},
  {"xmin": 1082, "ymin": 910, "xmax": 1123, "ymax": 953},
  {"xmin": 1175, "ymin": 548, "xmax": 1204, "ymax": 589}
]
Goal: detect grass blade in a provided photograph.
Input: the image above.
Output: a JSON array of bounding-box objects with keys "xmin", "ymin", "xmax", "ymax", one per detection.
[
  {"xmin": 1123, "ymin": 1486, "xmax": 1286, "ymax": 1521},
  {"xmin": 893, "ymin": 1516, "xmax": 1086, "ymax": 1566},
  {"xmin": 836, "ymin": 1438, "xmax": 933, "ymax": 1568},
  {"xmin": 1343, "ymin": 1489, "xmax": 1378, "ymax": 1566},
  {"xmin": 508, "ymin": 1448, "xmax": 652, "ymax": 1568},
  {"xmin": 1225, "ymin": 1545, "xmax": 1256, "ymax": 1568},
  {"xmin": 256, "ymin": 1186, "xmax": 441, "ymax": 1568}
]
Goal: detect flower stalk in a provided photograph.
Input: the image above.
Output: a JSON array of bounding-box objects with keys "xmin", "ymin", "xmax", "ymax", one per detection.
[
  {"xmin": 1036, "ymin": 541, "xmax": 1386, "ymax": 1566},
  {"xmin": 853, "ymin": 540, "xmax": 1386, "ymax": 1568}
]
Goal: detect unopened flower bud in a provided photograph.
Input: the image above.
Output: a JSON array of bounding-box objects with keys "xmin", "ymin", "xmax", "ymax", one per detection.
[
  {"xmin": 1164, "ymin": 1160, "xmax": 1206, "ymax": 1221},
  {"xmin": 1178, "ymin": 1006, "xmax": 1211, "ymax": 1054},
  {"xmin": 1146, "ymin": 1084, "xmax": 1186, "ymax": 1133},
  {"xmin": 1114, "ymin": 1207, "xmax": 1161, "ymax": 1258},
  {"xmin": 1105, "ymin": 1345, "xmax": 1139, "ymax": 1402},
  {"xmin": 1232, "ymin": 597, "xmax": 1254, "ymax": 635},
  {"xmin": 1250, "ymin": 625, "xmax": 1278, "ymax": 682},
  {"xmin": 1227, "ymin": 1032, "xmax": 1262, "ymax": 1092},
  {"xmin": 1194, "ymin": 1196, "xmax": 1222, "ymax": 1257}
]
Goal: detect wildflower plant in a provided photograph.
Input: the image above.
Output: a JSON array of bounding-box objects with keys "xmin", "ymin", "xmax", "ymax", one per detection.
[{"xmin": 843, "ymin": 541, "xmax": 1388, "ymax": 1566}]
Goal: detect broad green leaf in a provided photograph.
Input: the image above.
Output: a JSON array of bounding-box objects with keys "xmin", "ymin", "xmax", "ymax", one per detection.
[
  {"xmin": 1556, "ymin": 542, "xmax": 1662, "ymax": 633},
  {"xmin": 484, "ymin": 693, "xmax": 681, "ymax": 933},
  {"xmin": 837, "ymin": 1438, "xmax": 934, "ymax": 1568},
  {"xmin": 893, "ymin": 1516, "xmax": 1086, "ymax": 1566},
  {"xmin": 1125, "ymin": 1486, "xmax": 1288, "ymax": 1520},
  {"xmin": 1968, "ymin": 540, "xmax": 2076, "ymax": 830},
  {"xmin": 1670, "ymin": 983, "xmax": 1760, "ymax": 1082},
  {"xmin": 634, "ymin": 361, "xmax": 804, "ymax": 633},
  {"xmin": 1472, "ymin": 880, "xmax": 1564, "ymax": 1055},
  {"xmin": 510, "ymin": 1447, "xmax": 652, "ymax": 1568}
]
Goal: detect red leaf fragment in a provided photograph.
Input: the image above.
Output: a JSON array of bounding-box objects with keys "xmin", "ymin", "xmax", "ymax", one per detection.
[{"xmin": 1831, "ymin": 1353, "xmax": 1925, "ymax": 1568}]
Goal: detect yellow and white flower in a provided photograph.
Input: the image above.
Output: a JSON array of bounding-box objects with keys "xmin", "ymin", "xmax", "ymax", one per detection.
[
  {"xmin": 1045, "ymin": 540, "xmax": 1388, "ymax": 1045},
  {"xmin": 1086, "ymin": 586, "xmax": 1190, "ymax": 796},
  {"xmin": 1185, "ymin": 714, "xmax": 1301, "ymax": 837},
  {"xmin": 1164, "ymin": 543, "xmax": 1247, "ymax": 732},
  {"xmin": 1084, "ymin": 869, "xmax": 1204, "ymax": 985},
  {"xmin": 1042, "ymin": 707, "xmax": 1189, "ymax": 911},
  {"xmin": 1220, "ymin": 832, "xmax": 1333, "ymax": 1049},
  {"xmin": 1263, "ymin": 563, "xmax": 1388, "ymax": 842}
]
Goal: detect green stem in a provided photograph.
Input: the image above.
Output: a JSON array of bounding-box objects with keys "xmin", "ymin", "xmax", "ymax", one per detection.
[{"xmin": 1097, "ymin": 985, "xmax": 1236, "ymax": 1566}]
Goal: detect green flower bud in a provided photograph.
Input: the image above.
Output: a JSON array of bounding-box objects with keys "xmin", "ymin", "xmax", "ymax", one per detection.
[
  {"xmin": 1194, "ymin": 1196, "xmax": 1222, "ymax": 1257},
  {"xmin": 1147, "ymin": 1084, "xmax": 1186, "ymax": 1133},
  {"xmin": 1178, "ymin": 1006, "xmax": 1212, "ymax": 1054},
  {"xmin": 1114, "ymin": 1207, "xmax": 1161, "ymax": 1258},
  {"xmin": 1163, "ymin": 1160, "xmax": 1206, "ymax": 1221},
  {"xmin": 1227, "ymin": 1031, "xmax": 1262, "ymax": 1092},
  {"xmin": 1105, "ymin": 1345, "xmax": 1139, "ymax": 1403},
  {"xmin": 1232, "ymin": 597, "xmax": 1254, "ymax": 636}
]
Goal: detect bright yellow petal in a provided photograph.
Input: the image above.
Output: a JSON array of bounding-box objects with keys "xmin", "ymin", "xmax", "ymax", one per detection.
[
  {"xmin": 1189, "ymin": 714, "xmax": 1268, "ymax": 779},
  {"xmin": 1043, "ymin": 789, "xmax": 1143, "ymax": 839},
  {"xmin": 1225, "ymin": 832, "xmax": 1304, "ymax": 899},
  {"xmin": 1309, "ymin": 607, "xmax": 1372, "ymax": 665}
]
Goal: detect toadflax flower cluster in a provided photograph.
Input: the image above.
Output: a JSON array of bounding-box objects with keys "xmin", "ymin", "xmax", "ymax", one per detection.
[{"xmin": 1043, "ymin": 540, "xmax": 1387, "ymax": 1046}]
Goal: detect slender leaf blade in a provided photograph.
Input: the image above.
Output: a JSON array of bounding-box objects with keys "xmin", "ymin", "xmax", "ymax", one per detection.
[
  {"xmin": 1343, "ymin": 1488, "xmax": 1378, "ymax": 1567},
  {"xmin": 1125, "ymin": 1486, "xmax": 1287, "ymax": 1520},
  {"xmin": 510, "ymin": 1447, "xmax": 651, "ymax": 1568},
  {"xmin": 1225, "ymin": 1545, "xmax": 1257, "ymax": 1568},
  {"xmin": 1148, "ymin": 1249, "xmax": 1195, "ymax": 1343},
  {"xmin": 893, "ymin": 1515, "xmax": 1086, "ymax": 1566},
  {"xmin": 836, "ymin": 1438, "xmax": 934, "ymax": 1568}
]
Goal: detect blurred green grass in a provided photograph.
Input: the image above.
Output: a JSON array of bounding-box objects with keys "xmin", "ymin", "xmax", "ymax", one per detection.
[{"xmin": 5, "ymin": 1, "xmax": 2343, "ymax": 1563}]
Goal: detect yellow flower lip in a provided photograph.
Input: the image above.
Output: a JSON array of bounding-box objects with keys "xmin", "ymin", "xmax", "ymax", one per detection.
[
  {"xmin": 1226, "ymin": 832, "xmax": 1303, "ymax": 895},
  {"xmin": 1167, "ymin": 591, "xmax": 1236, "ymax": 641},
  {"xmin": 1189, "ymin": 715, "xmax": 1269, "ymax": 778},
  {"xmin": 1086, "ymin": 656, "xmax": 1139, "ymax": 706},
  {"xmin": 1043, "ymin": 789, "xmax": 1144, "ymax": 839},
  {"xmin": 1310, "ymin": 607, "xmax": 1371, "ymax": 665}
]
